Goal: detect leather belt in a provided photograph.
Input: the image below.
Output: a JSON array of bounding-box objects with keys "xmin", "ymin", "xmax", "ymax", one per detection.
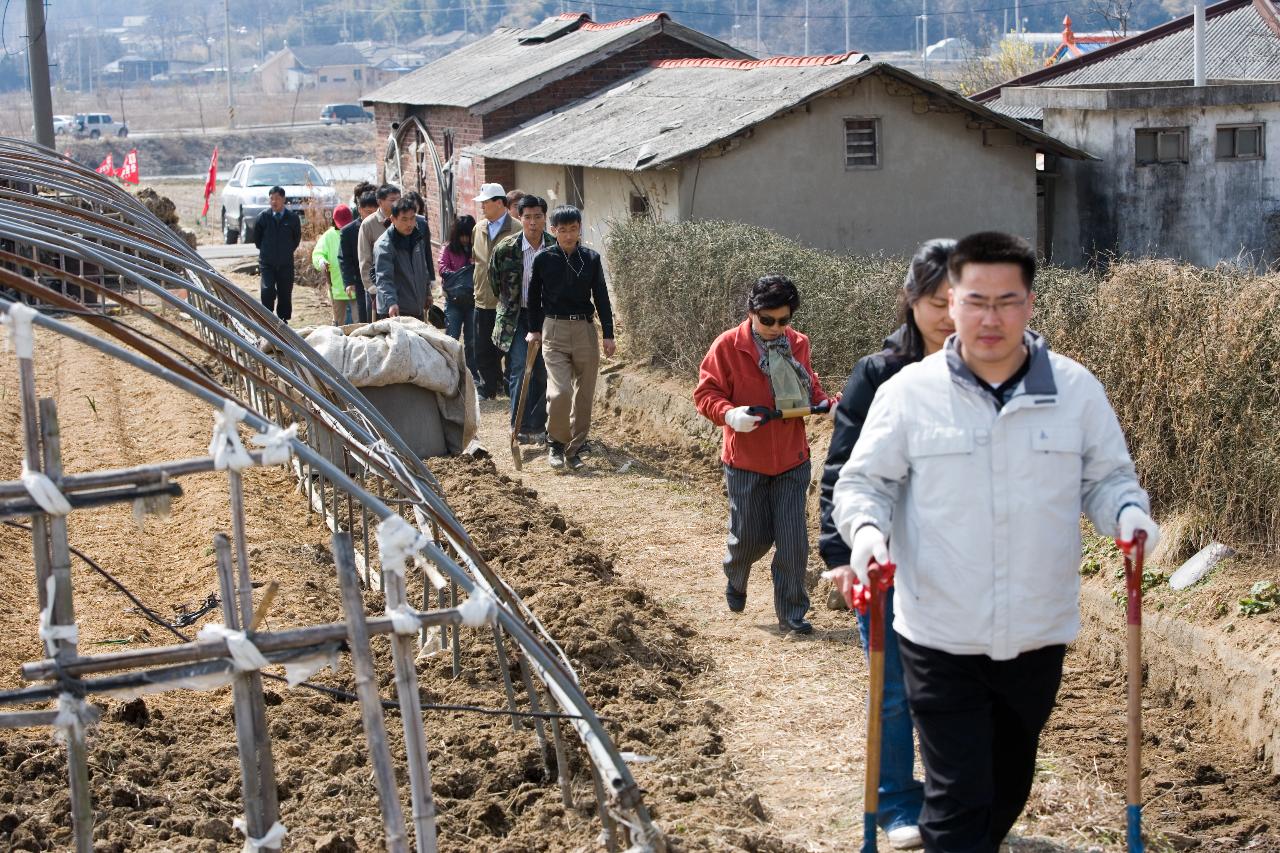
[{"xmin": 545, "ymin": 313, "xmax": 593, "ymax": 322}]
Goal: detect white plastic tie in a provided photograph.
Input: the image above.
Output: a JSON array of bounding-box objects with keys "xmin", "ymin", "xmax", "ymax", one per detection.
[
  {"xmin": 21, "ymin": 463, "xmax": 70, "ymax": 516},
  {"xmin": 209, "ymin": 400, "xmax": 254, "ymax": 472},
  {"xmin": 283, "ymin": 649, "xmax": 338, "ymax": 687},
  {"xmin": 233, "ymin": 818, "xmax": 288, "ymax": 853},
  {"xmin": 198, "ymin": 624, "xmax": 269, "ymax": 672},
  {"xmin": 249, "ymin": 422, "xmax": 298, "ymax": 466},
  {"xmin": 377, "ymin": 515, "xmax": 427, "ymax": 578},
  {"xmin": 386, "ymin": 603, "xmax": 421, "ymax": 636},
  {"xmin": 457, "ymin": 588, "xmax": 496, "ymax": 628},
  {"xmin": 53, "ymin": 693, "xmax": 98, "ymax": 745},
  {"xmin": 1, "ymin": 302, "xmax": 36, "ymax": 358},
  {"xmin": 39, "ymin": 576, "xmax": 78, "ymax": 651}
]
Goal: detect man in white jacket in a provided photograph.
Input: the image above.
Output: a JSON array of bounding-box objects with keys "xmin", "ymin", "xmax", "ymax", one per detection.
[{"xmin": 831, "ymin": 231, "xmax": 1159, "ymax": 853}]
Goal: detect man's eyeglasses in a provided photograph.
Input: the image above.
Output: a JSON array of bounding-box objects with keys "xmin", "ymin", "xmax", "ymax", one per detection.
[
  {"xmin": 956, "ymin": 297, "xmax": 1028, "ymax": 317},
  {"xmin": 755, "ymin": 314, "xmax": 793, "ymax": 328}
]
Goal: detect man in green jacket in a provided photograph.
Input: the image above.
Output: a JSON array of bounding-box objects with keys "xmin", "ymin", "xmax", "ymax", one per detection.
[{"xmin": 492, "ymin": 195, "xmax": 554, "ymax": 441}]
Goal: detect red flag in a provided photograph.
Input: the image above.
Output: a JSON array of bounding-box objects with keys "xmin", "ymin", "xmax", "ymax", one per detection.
[
  {"xmin": 95, "ymin": 153, "xmax": 115, "ymax": 177},
  {"xmin": 201, "ymin": 146, "xmax": 219, "ymax": 216},
  {"xmin": 118, "ymin": 149, "xmax": 139, "ymax": 185}
]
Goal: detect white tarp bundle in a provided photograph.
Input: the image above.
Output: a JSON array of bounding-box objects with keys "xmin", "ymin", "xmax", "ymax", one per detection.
[{"xmin": 305, "ymin": 317, "xmax": 478, "ymax": 450}]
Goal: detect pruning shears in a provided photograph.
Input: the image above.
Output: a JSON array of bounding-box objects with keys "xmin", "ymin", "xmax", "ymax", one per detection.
[{"xmin": 745, "ymin": 399, "xmax": 832, "ymax": 424}]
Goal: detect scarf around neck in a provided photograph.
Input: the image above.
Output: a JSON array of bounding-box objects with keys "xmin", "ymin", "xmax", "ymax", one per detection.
[{"xmin": 751, "ymin": 328, "xmax": 812, "ymax": 409}]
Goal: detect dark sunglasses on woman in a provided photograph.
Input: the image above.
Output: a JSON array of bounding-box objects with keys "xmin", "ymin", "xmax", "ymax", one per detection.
[{"xmin": 756, "ymin": 314, "xmax": 793, "ymax": 327}]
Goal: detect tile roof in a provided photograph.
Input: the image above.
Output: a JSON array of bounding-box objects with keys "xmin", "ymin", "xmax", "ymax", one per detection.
[
  {"xmin": 466, "ymin": 58, "xmax": 1092, "ymax": 171},
  {"xmin": 363, "ymin": 12, "xmax": 747, "ymax": 112}
]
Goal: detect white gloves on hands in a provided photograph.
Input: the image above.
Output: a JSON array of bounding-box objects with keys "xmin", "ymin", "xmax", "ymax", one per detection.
[
  {"xmin": 725, "ymin": 406, "xmax": 762, "ymax": 433},
  {"xmin": 847, "ymin": 525, "xmax": 889, "ymax": 587},
  {"xmin": 1118, "ymin": 505, "xmax": 1160, "ymax": 552}
]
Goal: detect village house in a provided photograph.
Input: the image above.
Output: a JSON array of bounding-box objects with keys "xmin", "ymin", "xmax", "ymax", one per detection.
[
  {"xmin": 258, "ymin": 43, "xmax": 413, "ymax": 95},
  {"xmin": 361, "ymin": 12, "xmax": 748, "ymax": 229},
  {"xmin": 464, "ymin": 54, "xmax": 1089, "ymax": 265},
  {"xmin": 974, "ymin": 0, "xmax": 1280, "ymax": 267}
]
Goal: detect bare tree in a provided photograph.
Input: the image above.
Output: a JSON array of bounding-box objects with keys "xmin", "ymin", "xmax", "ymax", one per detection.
[{"xmin": 1087, "ymin": 0, "xmax": 1138, "ymax": 36}]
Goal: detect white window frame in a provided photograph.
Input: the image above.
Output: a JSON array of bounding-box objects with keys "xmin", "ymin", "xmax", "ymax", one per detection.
[
  {"xmin": 1216, "ymin": 123, "xmax": 1265, "ymax": 161},
  {"xmin": 844, "ymin": 117, "xmax": 881, "ymax": 170}
]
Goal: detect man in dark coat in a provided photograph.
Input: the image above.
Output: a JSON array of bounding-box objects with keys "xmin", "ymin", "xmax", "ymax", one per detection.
[
  {"xmin": 252, "ymin": 185, "xmax": 302, "ymax": 322},
  {"xmin": 373, "ymin": 197, "xmax": 436, "ymax": 320},
  {"xmin": 339, "ymin": 191, "xmax": 377, "ymax": 323}
]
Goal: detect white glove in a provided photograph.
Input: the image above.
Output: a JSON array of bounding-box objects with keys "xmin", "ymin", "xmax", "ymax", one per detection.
[
  {"xmin": 1118, "ymin": 505, "xmax": 1160, "ymax": 552},
  {"xmin": 724, "ymin": 406, "xmax": 762, "ymax": 433},
  {"xmin": 846, "ymin": 525, "xmax": 889, "ymax": 587}
]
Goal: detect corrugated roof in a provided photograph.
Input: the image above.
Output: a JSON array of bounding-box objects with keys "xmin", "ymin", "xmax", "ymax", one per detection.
[
  {"xmin": 976, "ymin": 0, "xmax": 1280, "ymax": 120},
  {"xmin": 363, "ymin": 13, "xmax": 746, "ymax": 112},
  {"xmin": 466, "ymin": 59, "xmax": 1092, "ymax": 171},
  {"xmin": 289, "ymin": 44, "xmax": 368, "ymax": 69}
]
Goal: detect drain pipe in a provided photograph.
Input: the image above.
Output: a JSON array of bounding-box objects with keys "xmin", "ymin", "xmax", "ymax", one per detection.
[{"xmin": 1192, "ymin": 0, "xmax": 1207, "ymax": 86}]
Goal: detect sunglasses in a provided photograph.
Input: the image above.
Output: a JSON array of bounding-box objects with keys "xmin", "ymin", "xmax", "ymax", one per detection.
[{"xmin": 755, "ymin": 314, "xmax": 793, "ymax": 328}]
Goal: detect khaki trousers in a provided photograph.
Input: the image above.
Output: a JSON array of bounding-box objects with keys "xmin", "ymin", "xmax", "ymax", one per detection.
[{"xmin": 543, "ymin": 318, "xmax": 600, "ymax": 455}]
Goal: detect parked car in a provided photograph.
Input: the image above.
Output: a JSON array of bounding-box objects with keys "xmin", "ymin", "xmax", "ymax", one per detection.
[
  {"xmin": 220, "ymin": 157, "xmax": 340, "ymax": 244},
  {"xmin": 320, "ymin": 103, "xmax": 373, "ymax": 125},
  {"xmin": 30, "ymin": 115, "xmax": 76, "ymax": 136},
  {"xmin": 72, "ymin": 113, "xmax": 128, "ymax": 139}
]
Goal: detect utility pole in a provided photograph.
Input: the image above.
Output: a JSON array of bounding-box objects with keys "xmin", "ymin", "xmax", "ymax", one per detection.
[
  {"xmin": 804, "ymin": 0, "xmax": 809, "ymax": 54},
  {"xmin": 1014, "ymin": 0, "xmax": 1021, "ymax": 33},
  {"xmin": 844, "ymin": 0, "xmax": 850, "ymax": 53},
  {"xmin": 756, "ymin": 0, "xmax": 762, "ymax": 56},
  {"xmin": 920, "ymin": 0, "xmax": 928, "ymax": 65},
  {"xmin": 26, "ymin": 0, "xmax": 55, "ymax": 148},
  {"xmin": 223, "ymin": 0, "xmax": 236, "ymax": 128}
]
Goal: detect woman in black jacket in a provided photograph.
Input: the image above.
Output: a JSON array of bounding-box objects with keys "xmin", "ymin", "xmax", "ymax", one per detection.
[{"xmin": 819, "ymin": 238, "xmax": 956, "ymax": 850}]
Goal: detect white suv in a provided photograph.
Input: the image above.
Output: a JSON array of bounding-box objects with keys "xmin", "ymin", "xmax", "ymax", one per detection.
[
  {"xmin": 72, "ymin": 113, "xmax": 128, "ymax": 138},
  {"xmin": 220, "ymin": 157, "xmax": 340, "ymax": 244}
]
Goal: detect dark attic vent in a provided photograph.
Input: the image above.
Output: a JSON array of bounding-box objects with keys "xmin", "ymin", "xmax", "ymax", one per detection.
[{"xmin": 518, "ymin": 14, "xmax": 589, "ymax": 44}]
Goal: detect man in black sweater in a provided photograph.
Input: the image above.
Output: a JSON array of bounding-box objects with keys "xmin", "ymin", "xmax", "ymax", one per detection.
[
  {"xmin": 252, "ymin": 186, "xmax": 302, "ymax": 323},
  {"xmin": 525, "ymin": 205, "xmax": 615, "ymax": 471},
  {"xmin": 338, "ymin": 191, "xmax": 377, "ymax": 323}
]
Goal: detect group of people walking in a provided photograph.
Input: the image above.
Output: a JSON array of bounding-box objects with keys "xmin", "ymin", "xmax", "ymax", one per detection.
[
  {"xmin": 264, "ymin": 179, "xmax": 614, "ymax": 472},
  {"xmin": 697, "ymin": 231, "xmax": 1160, "ymax": 852}
]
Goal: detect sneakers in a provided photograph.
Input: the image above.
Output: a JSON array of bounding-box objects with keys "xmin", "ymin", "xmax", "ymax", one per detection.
[
  {"xmin": 567, "ymin": 453, "xmax": 586, "ymax": 471},
  {"xmin": 548, "ymin": 442, "xmax": 566, "ymax": 469},
  {"xmin": 887, "ymin": 825, "xmax": 923, "ymax": 850}
]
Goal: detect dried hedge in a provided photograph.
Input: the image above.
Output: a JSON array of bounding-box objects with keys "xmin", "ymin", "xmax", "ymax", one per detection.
[{"xmin": 607, "ymin": 220, "xmax": 1280, "ymax": 549}]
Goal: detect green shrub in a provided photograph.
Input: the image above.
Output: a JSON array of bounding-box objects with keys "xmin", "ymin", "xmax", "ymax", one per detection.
[{"xmin": 607, "ymin": 221, "xmax": 1280, "ymax": 548}]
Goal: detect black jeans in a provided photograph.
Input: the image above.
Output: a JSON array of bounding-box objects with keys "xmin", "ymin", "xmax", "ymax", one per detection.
[
  {"xmin": 473, "ymin": 307, "xmax": 506, "ymax": 398},
  {"xmin": 897, "ymin": 636, "xmax": 1065, "ymax": 853},
  {"xmin": 259, "ymin": 261, "xmax": 294, "ymax": 322}
]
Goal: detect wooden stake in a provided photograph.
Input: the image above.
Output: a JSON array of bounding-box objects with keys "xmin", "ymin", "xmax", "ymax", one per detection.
[
  {"xmin": 492, "ymin": 625, "xmax": 523, "ymax": 733},
  {"xmin": 383, "ymin": 554, "xmax": 440, "ymax": 853},
  {"xmin": 38, "ymin": 399, "xmax": 93, "ymax": 853},
  {"xmin": 334, "ymin": 533, "xmax": 409, "ymax": 853},
  {"xmin": 214, "ymin": 533, "xmax": 266, "ymax": 844},
  {"xmin": 515, "ymin": 649, "xmax": 552, "ymax": 777}
]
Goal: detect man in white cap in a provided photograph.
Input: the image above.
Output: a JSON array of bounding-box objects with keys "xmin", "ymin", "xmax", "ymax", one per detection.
[{"xmin": 471, "ymin": 183, "xmax": 520, "ymax": 399}]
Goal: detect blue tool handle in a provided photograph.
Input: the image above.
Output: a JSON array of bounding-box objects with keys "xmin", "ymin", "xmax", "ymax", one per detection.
[
  {"xmin": 1127, "ymin": 804, "xmax": 1144, "ymax": 852},
  {"xmin": 861, "ymin": 812, "xmax": 878, "ymax": 852}
]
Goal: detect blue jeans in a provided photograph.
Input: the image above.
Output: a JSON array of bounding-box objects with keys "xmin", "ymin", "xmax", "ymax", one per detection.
[
  {"xmin": 444, "ymin": 296, "xmax": 479, "ymax": 384},
  {"xmin": 506, "ymin": 308, "xmax": 546, "ymax": 432},
  {"xmin": 856, "ymin": 589, "xmax": 924, "ymax": 832}
]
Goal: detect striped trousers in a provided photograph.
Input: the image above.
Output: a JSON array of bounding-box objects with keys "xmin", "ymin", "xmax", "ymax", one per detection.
[{"xmin": 722, "ymin": 460, "xmax": 811, "ymax": 624}]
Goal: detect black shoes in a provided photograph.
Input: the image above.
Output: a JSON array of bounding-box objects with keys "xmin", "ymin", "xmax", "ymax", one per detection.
[
  {"xmin": 567, "ymin": 453, "xmax": 585, "ymax": 471},
  {"xmin": 548, "ymin": 442, "xmax": 566, "ymax": 470},
  {"xmin": 779, "ymin": 617, "xmax": 813, "ymax": 635},
  {"xmin": 725, "ymin": 585, "xmax": 746, "ymax": 613}
]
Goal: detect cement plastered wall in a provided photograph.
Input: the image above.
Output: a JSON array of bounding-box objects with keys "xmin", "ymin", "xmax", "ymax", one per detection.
[
  {"xmin": 1045, "ymin": 104, "xmax": 1278, "ymax": 268},
  {"xmin": 512, "ymin": 161, "xmax": 681, "ymax": 264},
  {"xmin": 677, "ymin": 73, "xmax": 1038, "ymax": 255}
]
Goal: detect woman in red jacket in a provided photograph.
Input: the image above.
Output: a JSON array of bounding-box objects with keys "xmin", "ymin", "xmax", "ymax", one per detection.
[{"xmin": 694, "ymin": 274, "xmax": 832, "ymax": 634}]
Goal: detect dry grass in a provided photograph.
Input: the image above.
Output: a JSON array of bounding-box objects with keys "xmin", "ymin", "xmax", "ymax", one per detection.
[{"xmin": 608, "ymin": 220, "xmax": 1280, "ymax": 549}]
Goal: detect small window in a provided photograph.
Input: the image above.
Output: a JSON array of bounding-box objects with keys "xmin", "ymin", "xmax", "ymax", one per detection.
[
  {"xmin": 1217, "ymin": 123, "xmax": 1264, "ymax": 161},
  {"xmin": 319, "ymin": 75, "xmax": 328, "ymax": 83},
  {"xmin": 565, "ymin": 165, "xmax": 585, "ymax": 210},
  {"xmin": 629, "ymin": 193, "xmax": 651, "ymax": 217},
  {"xmin": 1135, "ymin": 127, "xmax": 1188, "ymax": 165},
  {"xmin": 844, "ymin": 118, "xmax": 880, "ymax": 169},
  {"xmin": 353, "ymin": 68, "xmax": 362, "ymax": 81}
]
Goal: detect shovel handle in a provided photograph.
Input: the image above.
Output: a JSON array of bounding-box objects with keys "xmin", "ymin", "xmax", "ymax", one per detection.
[
  {"xmin": 1119, "ymin": 531, "xmax": 1147, "ymax": 852},
  {"xmin": 861, "ymin": 558, "xmax": 896, "ymax": 852}
]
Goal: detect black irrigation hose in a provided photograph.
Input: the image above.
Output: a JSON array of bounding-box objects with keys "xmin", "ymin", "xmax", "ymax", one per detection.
[{"xmin": 3, "ymin": 520, "xmax": 597, "ymax": 723}]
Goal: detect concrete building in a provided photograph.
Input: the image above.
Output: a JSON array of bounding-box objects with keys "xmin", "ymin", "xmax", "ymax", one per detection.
[
  {"xmin": 975, "ymin": 0, "xmax": 1280, "ymax": 267},
  {"xmin": 361, "ymin": 12, "xmax": 747, "ymax": 231},
  {"xmin": 466, "ymin": 55, "xmax": 1088, "ymax": 265}
]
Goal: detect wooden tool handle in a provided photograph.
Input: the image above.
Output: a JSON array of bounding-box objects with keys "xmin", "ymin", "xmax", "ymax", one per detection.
[{"xmin": 248, "ymin": 581, "xmax": 279, "ymax": 633}]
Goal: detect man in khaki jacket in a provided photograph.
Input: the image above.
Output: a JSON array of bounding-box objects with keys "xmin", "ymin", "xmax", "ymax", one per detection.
[
  {"xmin": 471, "ymin": 183, "xmax": 520, "ymax": 399},
  {"xmin": 357, "ymin": 183, "xmax": 400, "ymax": 321}
]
